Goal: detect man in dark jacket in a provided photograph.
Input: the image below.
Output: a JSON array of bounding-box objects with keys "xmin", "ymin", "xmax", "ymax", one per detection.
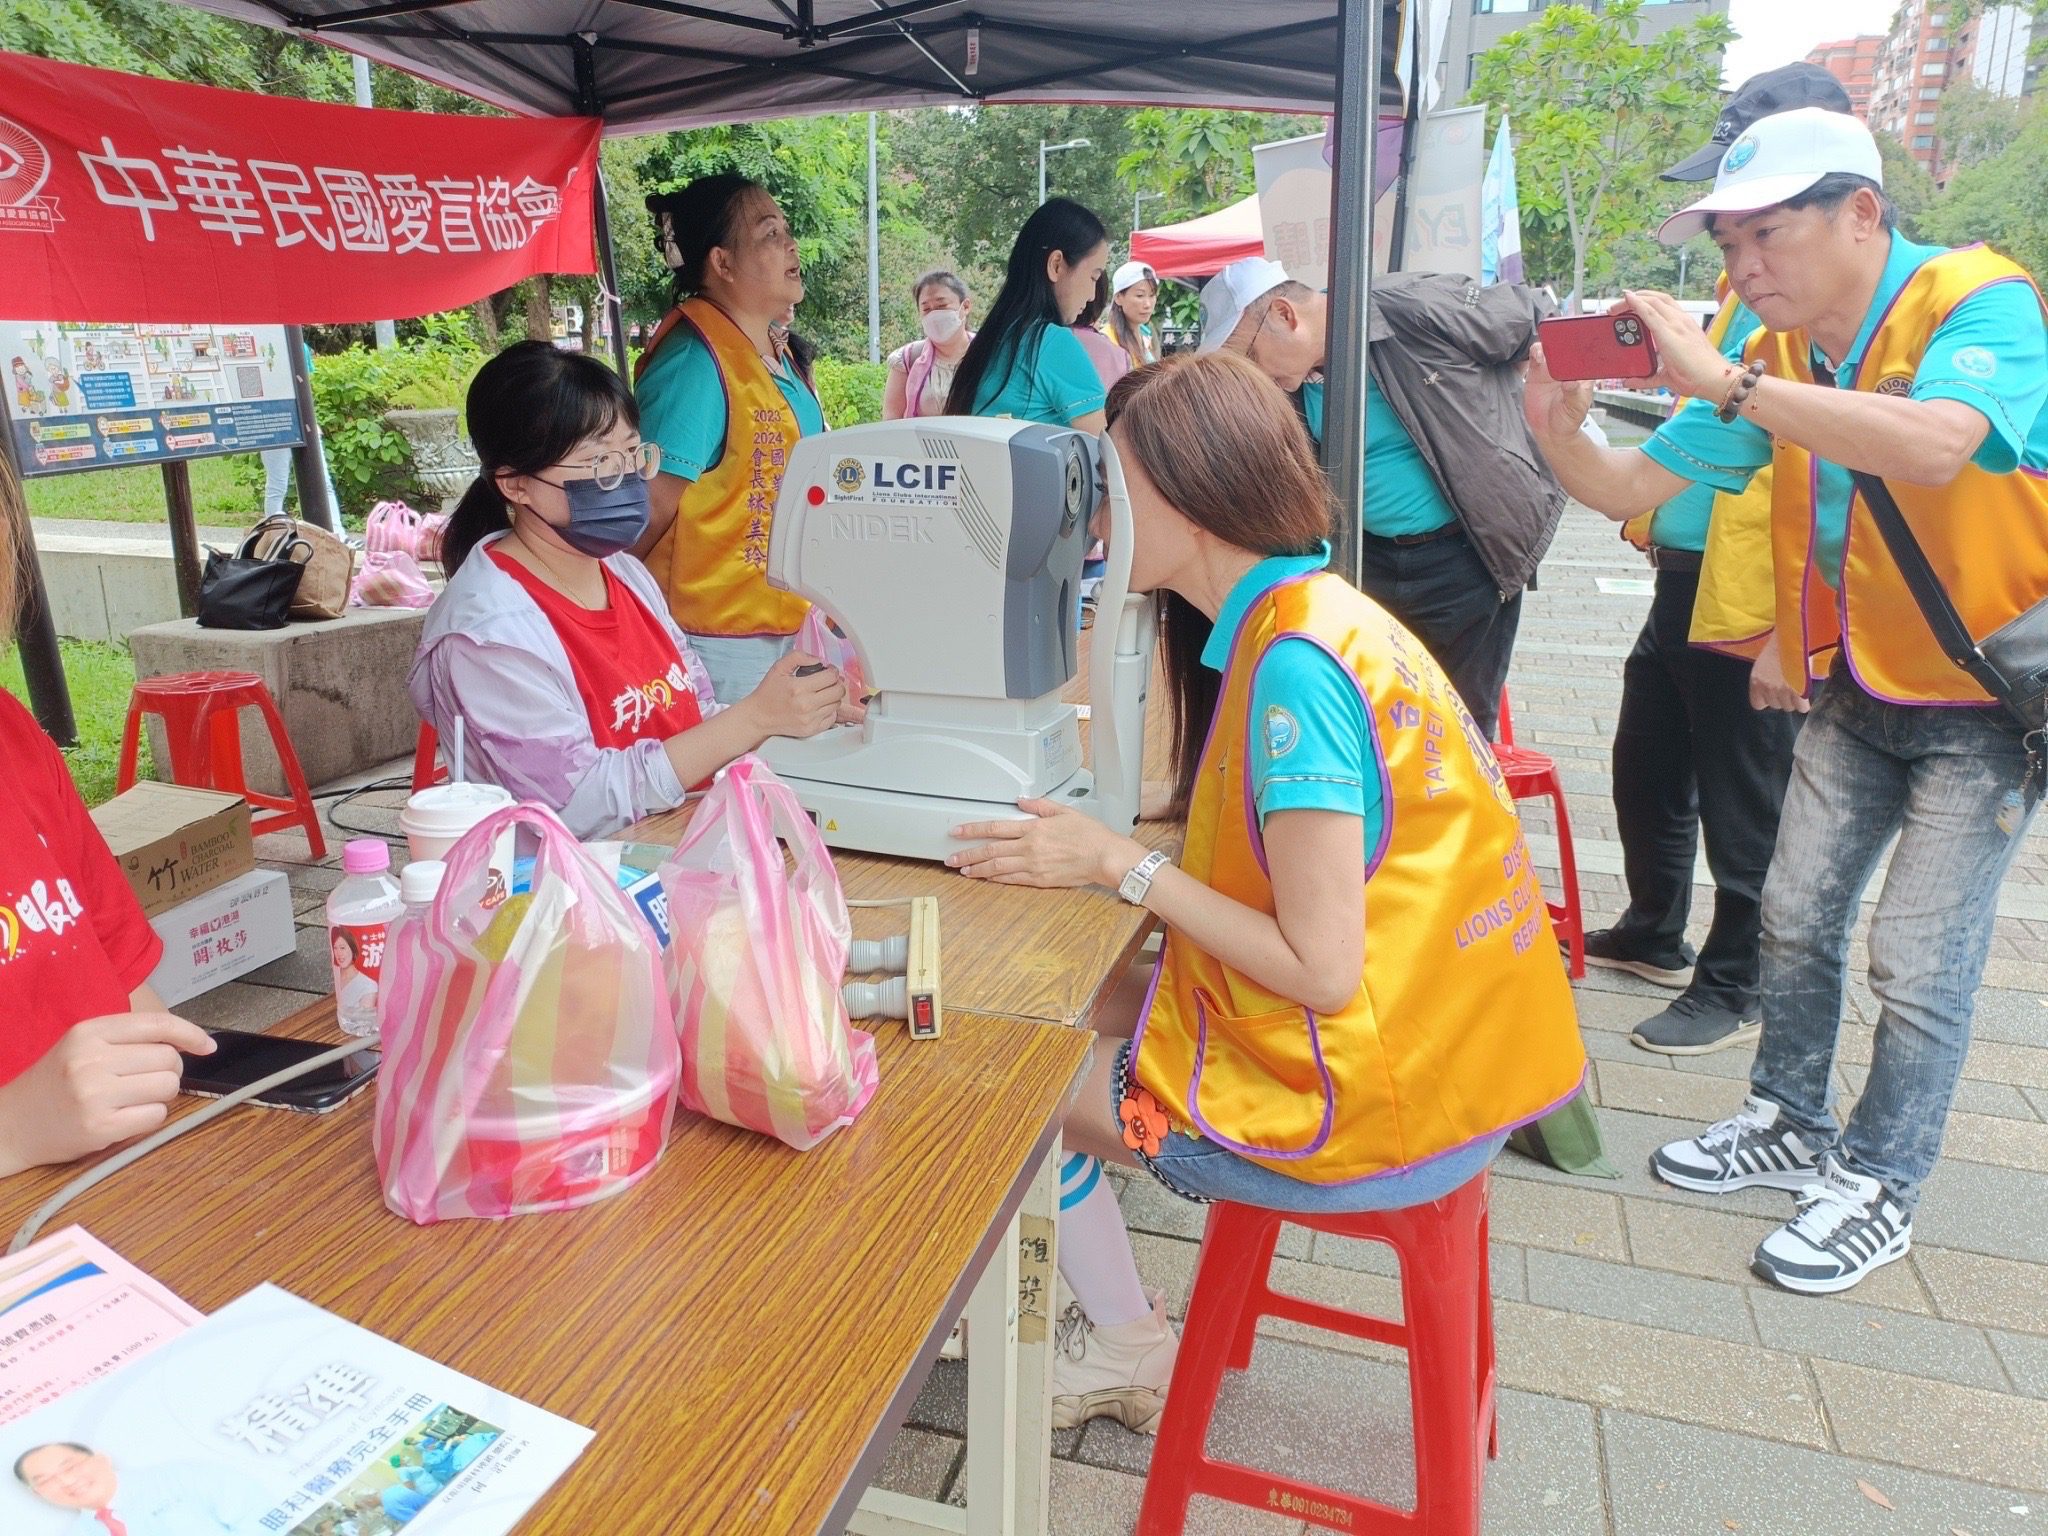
[{"xmin": 1201, "ymin": 258, "xmax": 1563, "ymax": 737}]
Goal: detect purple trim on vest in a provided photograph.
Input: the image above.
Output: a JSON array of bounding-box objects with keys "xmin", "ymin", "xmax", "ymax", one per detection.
[
  {"xmin": 1315, "ymin": 1068, "xmax": 1588, "ymax": 1188},
  {"xmin": 1184, "ymin": 991, "xmax": 1336, "ymax": 1160}
]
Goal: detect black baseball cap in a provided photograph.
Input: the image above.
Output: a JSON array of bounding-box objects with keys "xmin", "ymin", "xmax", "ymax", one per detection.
[{"xmin": 1662, "ymin": 62, "xmax": 1856, "ymax": 182}]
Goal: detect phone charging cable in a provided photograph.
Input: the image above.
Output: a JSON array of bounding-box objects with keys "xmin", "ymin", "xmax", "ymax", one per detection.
[{"xmin": 7, "ymin": 1040, "xmax": 371, "ymax": 1255}]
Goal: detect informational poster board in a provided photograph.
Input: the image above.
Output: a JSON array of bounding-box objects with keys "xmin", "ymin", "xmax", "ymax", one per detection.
[
  {"xmin": 2, "ymin": 320, "xmax": 304, "ymax": 477},
  {"xmin": 1255, "ymin": 106, "xmax": 1488, "ymax": 287}
]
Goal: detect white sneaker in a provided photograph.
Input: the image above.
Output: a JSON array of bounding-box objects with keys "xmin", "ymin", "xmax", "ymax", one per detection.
[
  {"xmin": 1052, "ymin": 1290, "xmax": 1178, "ymax": 1434},
  {"xmin": 1753, "ymin": 1158, "xmax": 1913, "ymax": 1295},
  {"xmin": 1650, "ymin": 1094, "xmax": 1820, "ymax": 1194}
]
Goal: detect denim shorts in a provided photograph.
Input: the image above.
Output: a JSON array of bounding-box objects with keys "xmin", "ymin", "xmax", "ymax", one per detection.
[{"xmin": 1111, "ymin": 1041, "xmax": 1504, "ymax": 1214}]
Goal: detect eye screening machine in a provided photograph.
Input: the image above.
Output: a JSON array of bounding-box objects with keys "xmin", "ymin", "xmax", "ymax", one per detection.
[{"xmin": 758, "ymin": 418, "xmax": 1156, "ymax": 863}]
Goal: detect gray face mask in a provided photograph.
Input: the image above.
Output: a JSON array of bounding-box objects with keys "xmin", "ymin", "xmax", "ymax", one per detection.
[{"xmin": 538, "ymin": 473, "xmax": 651, "ymax": 558}]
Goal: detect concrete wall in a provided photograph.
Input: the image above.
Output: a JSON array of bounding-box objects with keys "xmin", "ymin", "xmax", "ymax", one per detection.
[
  {"xmin": 128, "ymin": 609, "xmax": 427, "ymax": 796},
  {"xmin": 37, "ymin": 533, "xmax": 190, "ymax": 644}
]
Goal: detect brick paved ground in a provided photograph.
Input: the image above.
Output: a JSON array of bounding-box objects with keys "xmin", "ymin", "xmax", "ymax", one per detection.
[{"xmin": 202, "ymin": 465, "xmax": 2048, "ymax": 1535}]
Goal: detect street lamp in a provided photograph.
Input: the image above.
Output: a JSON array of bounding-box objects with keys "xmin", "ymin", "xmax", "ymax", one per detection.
[
  {"xmin": 1039, "ymin": 138, "xmax": 1091, "ymax": 205},
  {"xmin": 1133, "ymin": 188, "xmax": 1165, "ymax": 235}
]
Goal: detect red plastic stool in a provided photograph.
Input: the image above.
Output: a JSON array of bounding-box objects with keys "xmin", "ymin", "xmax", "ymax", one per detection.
[
  {"xmin": 412, "ymin": 721, "xmax": 449, "ymax": 795},
  {"xmin": 1493, "ymin": 689, "xmax": 1585, "ymax": 979},
  {"xmin": 1137, "ymin": 1172, "xmax": 1497, "ymax": 1536},
  {"xmin": 116, "ymin": 671, "xmax": 327, "ymax": 859}
]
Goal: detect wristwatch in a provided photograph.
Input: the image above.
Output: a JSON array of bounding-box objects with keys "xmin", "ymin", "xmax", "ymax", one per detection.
[{"xmin": 1117, "ymin": 850, "xmax": 1171, "ymax": 906}]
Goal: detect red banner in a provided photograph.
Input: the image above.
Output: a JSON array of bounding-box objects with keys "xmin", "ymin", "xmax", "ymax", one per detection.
[{"xmin": 0, "ymin": 50, "xmax": 598, "ymax": 324}]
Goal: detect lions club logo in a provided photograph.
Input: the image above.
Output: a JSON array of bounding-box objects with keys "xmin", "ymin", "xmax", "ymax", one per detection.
[
  {"xmin": 1722, "ymin": 135, "xmax": 1759, "ymax": 173},
  {"xmin": 832, "ymin": 457, "xmax": 866, "ymax": 495},
  {"xmin": 1951, "ymin": 346, "xmax": 1997, "ymax": 380},
  {"xmin": 1263, "ymin": 705, "xmax": 1299, "ymax": 760},
  {"xmin": 0, "ymin": 114, "xmax": 61, "ymax": 235},
  {"xmin": 1874, "ymin": 374, "xmax": 1913, "ymax": 397}
]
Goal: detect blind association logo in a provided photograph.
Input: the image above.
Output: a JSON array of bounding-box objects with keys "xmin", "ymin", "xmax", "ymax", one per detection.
[{"xmin": 0, "ymin": 114, "xmax": 61, "ymax": 235}]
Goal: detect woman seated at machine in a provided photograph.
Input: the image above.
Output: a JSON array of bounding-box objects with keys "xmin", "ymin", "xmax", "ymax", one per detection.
[
  {"xmin": 410, "ymin": 342, "xmax": 850, "ymax": 841},
  {"xmin": 947, "ymin": 353, "xmax": 1586, "ymax": 1434}
]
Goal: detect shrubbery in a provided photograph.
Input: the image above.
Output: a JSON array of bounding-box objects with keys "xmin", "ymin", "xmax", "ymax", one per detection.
[
  {"xmin": 311, "ymin": 317, "xmax": 484, "ymax": 519},
  {"xmin": 814, "ymin": 357, "xmax": 887, "ymax": 428}
]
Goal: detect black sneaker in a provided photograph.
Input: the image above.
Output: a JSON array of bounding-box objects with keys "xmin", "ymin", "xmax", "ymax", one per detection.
[
  {"xmin": 1752, "ymin": 1158, "xmax": 1913, "ymax": 1295},
  {"xmin": 1631, "ymin": 995, "xmax": 1762, "ymax": 1056},
  {"xmin": 1582, "ymin": 926, "xmax": 1696, "ymax": 989},
  {"xmin": 1650, "ymin": 1095, "xmax": 1820, "ymax": 1194}
]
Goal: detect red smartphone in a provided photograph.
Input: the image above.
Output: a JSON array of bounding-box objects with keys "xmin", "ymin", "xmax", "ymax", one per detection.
[{"xmin": 1538, "ymin": 313, "xmax": 1660, "ymax": 382}]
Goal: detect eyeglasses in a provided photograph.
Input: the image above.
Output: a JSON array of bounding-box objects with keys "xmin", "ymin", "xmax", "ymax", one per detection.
[{"xmin": 547, "ymin": 441, "xmax": 662, "ymax": 491}]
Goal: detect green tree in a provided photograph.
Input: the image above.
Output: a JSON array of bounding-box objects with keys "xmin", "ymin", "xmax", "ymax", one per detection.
[
  {"xmin": 1469, "ymin": 0, "xmax": 1734, "ymax": 308},
  {"xmin": 1922, "ymin": 103, "xmax": 2048, "ymax": 284},
  {"xmin": 1935, "ymin": 80, "xmax": 2032, "ymax": 173},
  {"xmin": 1872, "ymin": 130, "xmax": 1938, "ymax": 240},
  {"xmin": 1116, "ymin": 108, "xmax": 1325, "ymax": 225}
]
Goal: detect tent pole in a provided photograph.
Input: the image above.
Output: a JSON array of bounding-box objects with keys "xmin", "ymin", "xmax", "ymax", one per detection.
[
  {"xmin": 573, "ymin": 36, "xmax": 632, "ymax": 380},
  {"xmin": 285, "ymin": 327, "xmax": 337, "ymax": 532},
  {"xmin": 1320, "ymin": 0, "xmax": 1380, "ymax": 587},
  {"xmin": 2, "ymin": 431, "xmax": 77, "ymax": 747},
  {"xmin": 592, "ymin": 168, "xmax": 632, "ymax": 379}
]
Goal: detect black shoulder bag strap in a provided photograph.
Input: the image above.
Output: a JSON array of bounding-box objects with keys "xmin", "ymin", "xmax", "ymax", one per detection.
[{"xmin": 1845, "ymin": 465, "xmax": 2017, "ymax": 707}]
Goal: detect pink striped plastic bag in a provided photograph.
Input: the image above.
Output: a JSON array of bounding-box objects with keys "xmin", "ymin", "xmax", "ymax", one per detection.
[
  {"xmin": 661, "ymin": 756, "xmax": 879, "ymax": 1150},
  {"xmin": 373, "ymin": 803, "xmax": 679, "ymax": 1224}
]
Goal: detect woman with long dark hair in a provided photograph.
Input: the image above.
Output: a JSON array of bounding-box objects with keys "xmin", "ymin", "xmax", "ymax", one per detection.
[
  {"xmin": 633, "ymin": 175, "xmax": 826, "ymax": 703},
  {"xmin": 947, "ymin": 353, "xmax": 1585, "ymax": 1436},
  {"xmin": 944, "ymin": 198, "xmax": 1111, "ymax": 430},
  {"xmin": 411, "ymin": 342, "xmax": 846, "ymax": 841},
  {"xmin": 0, "ymin": 454, "xmax": 214, "ymax": 1177}
]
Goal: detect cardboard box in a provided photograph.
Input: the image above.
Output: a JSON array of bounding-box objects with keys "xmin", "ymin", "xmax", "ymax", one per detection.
[
  {"xmin": 145, "ymin": 868, "xmax": 296, "ymax": 1006},
  {"xmin": 90, "ymin": 783, "xmax": 254, "ymax": 921}
]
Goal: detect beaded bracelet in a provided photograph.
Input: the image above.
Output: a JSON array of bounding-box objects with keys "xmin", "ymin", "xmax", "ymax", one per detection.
[{"xmin": 1717, "ymin": 359, "xmax": 1766, "ymax": 423}]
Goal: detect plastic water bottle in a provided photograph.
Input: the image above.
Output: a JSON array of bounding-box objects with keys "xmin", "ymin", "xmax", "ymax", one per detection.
[
  {"xmin": 328, "ymin": 840, "xmax": 403, "ymax": 1038},
  {"xmin": 374, "ymin": 861, "xmax": 446, "ymax": 1044}
]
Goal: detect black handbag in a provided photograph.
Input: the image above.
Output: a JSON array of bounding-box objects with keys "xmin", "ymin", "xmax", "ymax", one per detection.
[
  {"xmin": 1850, "ymin": 467, "xmax": 2048, "ymax": 745},
  {"xmin": 197, "ymin": 526, "xmax": 311, "ymax": 630}
]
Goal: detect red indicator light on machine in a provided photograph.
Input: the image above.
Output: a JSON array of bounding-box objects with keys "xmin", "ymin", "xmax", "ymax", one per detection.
[{"xmin": 807, "ymin": 484, "xmax": 826, "ymax": 506}]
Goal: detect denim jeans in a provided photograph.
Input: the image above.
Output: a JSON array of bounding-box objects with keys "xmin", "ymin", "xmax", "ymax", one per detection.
[
  {"xmin": 685, "ymin": 632, "xmax": 795, "ymax": 708},
  {"xmin": 1753, "ymin": 670, "xmax": 2040, "ymax": 1214}
]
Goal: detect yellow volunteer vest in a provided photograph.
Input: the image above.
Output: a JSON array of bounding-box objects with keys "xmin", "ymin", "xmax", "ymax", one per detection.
[
  {"xmin": 1757, "ymin": 247, "xmax": 2048, "ymax": 702},
  {"xmin": 1130, "ymin": 573, "xmax": 1586, "ymax": 1186},
  {"xmin": 637, "ymin": 297, "xmax": 810, "ymax": 638},
  {"xmin": 1623, "ymin": 279, "xmax": 1777, "ymax": 659}
]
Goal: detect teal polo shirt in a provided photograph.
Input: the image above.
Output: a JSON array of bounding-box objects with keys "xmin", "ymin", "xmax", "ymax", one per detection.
[
  {"xmin": 1204, "ymin": 545, "xmax": 1386, "ymax": 851},
  {"xmin": 636, "ymin": 326, "xmax": 826, "ymax": 482},
  {"xmin": 1640, "ymin": 236, "xmax": 2048, "ymax": 585},
  {"xmin": 1301, "ymin": 378, "xmax": 1457, "ymax": 538},
  {"xmin": 968, "ymin": 322, "xmax": 1106, "ymax": 426},
  {"xmin": 1646, "ymin": 300, "xmax": 1764, "ymax": 553}
]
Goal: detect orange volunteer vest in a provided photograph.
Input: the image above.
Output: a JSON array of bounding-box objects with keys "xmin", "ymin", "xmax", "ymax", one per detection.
[
  {"xmin": 1129, "ymin": 574, "xmax": 1586, "ymax": 1186},
  {"xmin": 636, "ymin": 297, "xmax": 811, "ymax": 638},
  {"xmin": 1756, "ymin": 247, "xmax": 2048, "ymax": 702}
]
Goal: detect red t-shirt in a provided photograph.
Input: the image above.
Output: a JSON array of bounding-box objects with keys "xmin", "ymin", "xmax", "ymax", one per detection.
[
  {"xmin": 488, "ymin": 550, "xmax": 706, "ymax": 747},
  {"xmin": 0, "ymin": 692, "xmax": 164, "ymax": 1085}
]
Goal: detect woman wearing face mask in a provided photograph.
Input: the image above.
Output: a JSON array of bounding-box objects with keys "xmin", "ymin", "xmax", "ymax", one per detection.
[
  {"xmin": 946, "ymin": 198, "xmax": 1112, "ymax": 432},
  {"xmin": 883, "ymin": 271, "xmax": 974, "ymax": 420},
  {"xmin": 1105, "ymin": 261, "xmax": 1162, "ymax": 368},
  {"xmin": 411, "ymin": 343, "xmax": 846, "ymax": 842},
  {"xmin": 633, "ymin": 175, "xmax": 825, "ymax": 704}
]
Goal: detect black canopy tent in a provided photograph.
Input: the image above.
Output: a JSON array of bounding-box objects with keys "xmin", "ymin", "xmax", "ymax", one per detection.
[{"xmin": 171, "ymin": 0, "xmax": 1399, "ymax": 582}]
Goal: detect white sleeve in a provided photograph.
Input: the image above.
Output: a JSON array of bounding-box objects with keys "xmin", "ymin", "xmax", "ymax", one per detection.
[{"xmin": 416, "ymin": 633, "xmax": 686, "ymax": 840}]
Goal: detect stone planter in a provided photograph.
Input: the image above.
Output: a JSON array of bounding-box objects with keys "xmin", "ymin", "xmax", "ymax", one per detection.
[{"xmin": 383, "ymin": 406, "xmax": 479, "ymax": 513}]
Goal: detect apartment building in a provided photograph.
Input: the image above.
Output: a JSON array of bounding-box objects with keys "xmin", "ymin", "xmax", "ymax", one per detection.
[
  {"xmin": 1805, "ymin": 35, "xmax": 1883, "ymax": 120},
  {"xmin": 1440, "ymin": 0, "xmax": 1731, "ymax": 107}
]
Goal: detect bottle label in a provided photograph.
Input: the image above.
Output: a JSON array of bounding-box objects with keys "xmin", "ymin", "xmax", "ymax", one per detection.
[{"xmin": 331, "ymin": 920, "xmax": 388, "ymax": 1004}]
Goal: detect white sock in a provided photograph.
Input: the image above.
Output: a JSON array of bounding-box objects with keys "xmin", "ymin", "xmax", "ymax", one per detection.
[{"xmin": 1056, "ymin": 1154, "xmax": 1150, "ymax": 1327}]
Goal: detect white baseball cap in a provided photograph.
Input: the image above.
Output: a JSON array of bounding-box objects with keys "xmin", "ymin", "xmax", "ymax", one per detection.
[
  {"xmin": 1113, "ymin": 260, "xmax": 1158, "ymax": 296},
  {"xmin": 1658, "ymin": 107, "xmax": 1884, "ymax": 246},
  {"xmin": 1197, "ymin": 257, "xmax": 1293, "ymax": 353}
]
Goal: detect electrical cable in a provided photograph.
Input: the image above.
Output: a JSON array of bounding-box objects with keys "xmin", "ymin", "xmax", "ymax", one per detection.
[{"xmin": 8, "ymin": 1039, "xmax": 373, "ymax": 1255}]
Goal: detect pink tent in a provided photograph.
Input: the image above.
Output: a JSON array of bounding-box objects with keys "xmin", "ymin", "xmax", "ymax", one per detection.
[{"xmin": 1130, "ymin": 195, "xmax": 1265, "ymax": 280}]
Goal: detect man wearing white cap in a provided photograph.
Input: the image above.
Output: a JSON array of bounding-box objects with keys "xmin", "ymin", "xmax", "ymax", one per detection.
[
  {"xmin": 1524, "ymin": 105, "xmax": 2048, "ymax": 1295},
  {"xmin": 1201, "ymin": 257, "xmax": 1562, "ymax": 739}
]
